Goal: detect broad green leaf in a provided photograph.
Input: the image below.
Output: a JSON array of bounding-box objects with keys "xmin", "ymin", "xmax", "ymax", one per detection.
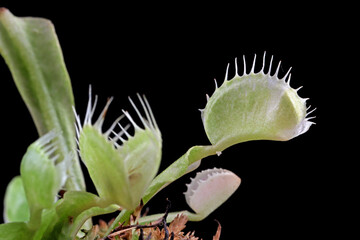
[
  {"xmin": 3, "ymin": 176, "xmax": 30, "ymax": 223},
  {"xmin": 0, "ymin": 8, "xmax": 85, "ymax": 191},
  {"xmin": 76, "ymin": 92, "xmax": 162, "ymax": 210},
  {"xmin": 79, "ymin": 126, "xmax": 133, "ymax": 208},
  {"xmin": 0, "ymin": 222, "xmax": 33, "ymax": 240},
  {"xmin": 202, "ymin": 53, "xmax": 315, "ymax": 150}
]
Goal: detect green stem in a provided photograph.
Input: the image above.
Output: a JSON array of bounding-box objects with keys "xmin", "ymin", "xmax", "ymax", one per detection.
[{"xmin": 27, "ymin": 207, "xmax": 42, "ymax": 231}]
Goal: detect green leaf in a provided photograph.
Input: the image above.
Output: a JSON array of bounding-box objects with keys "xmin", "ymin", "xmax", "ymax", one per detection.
[
  {"xmin": 79, "ymin": 126, "xmax": 133, "ymax": 208},
  {"xmin": 0, "ymin": 8, "xmax": 85, "ymax": 191},
  {"xmin": 0, "ymin": 222, "xmax": 33, "ymax": 240},
  {"xmin": 3, "ymin": 176, "xmax": 30, "ymax": 223},
  {"xmin": 76, "ymin": 93, "xmax": 162, "ymax": 210},
  {"xmin": 202, "ymin": 54, "xmax": 314, "ymax": 150}
]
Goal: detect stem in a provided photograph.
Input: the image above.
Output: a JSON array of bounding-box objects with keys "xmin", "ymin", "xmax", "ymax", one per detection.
[{"xmin": 27, "ymin": 207, "xmax": 42, "ymax": 231}]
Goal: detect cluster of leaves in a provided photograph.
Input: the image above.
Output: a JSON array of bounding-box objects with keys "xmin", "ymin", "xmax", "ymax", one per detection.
[{"xmin": 0, "ymin": 8, "xmax": 314, "ymax": 240}]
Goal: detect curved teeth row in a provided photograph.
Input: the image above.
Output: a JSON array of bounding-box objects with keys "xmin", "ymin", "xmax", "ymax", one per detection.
[
  {"xmin": 184, "ymin": 167, "xmax": 241, "ymax": 214},
  {"xmin": 224, "ymin": 52, "xmax": 292, "ymax": 81},
  {"xmin": 203, "ymin": 53, "xmax": 295, "ymax": 108},
  {"xmin": 74, "ymin": 86, "xmax": 160, "ymax": 148},
  {"xmin": 35, "ymin": 130, "xmax": 60, "ymax": 162},
  {"xmin": 201, "ymin": 53, "xmax": 316, "ymax": 125},
  {"xmin": 184, "ymin": 168, "xmax": 233, "ymax": 197}
]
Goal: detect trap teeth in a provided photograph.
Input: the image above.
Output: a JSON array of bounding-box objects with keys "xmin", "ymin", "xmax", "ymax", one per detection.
[{"xmin": 184, "ymin": 168, "xmax": 240, "ymax": 217}]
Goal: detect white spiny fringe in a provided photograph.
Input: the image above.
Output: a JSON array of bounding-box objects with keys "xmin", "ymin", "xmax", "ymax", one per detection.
[
  {"xmin": 37, "ymin": 130, "xmax": 57, "ymax": 146},
  {"xmin": 118, "ymin": 121, "xmax": 132, "ymax": 138},
  {"xmin": 282, "ymin": 67, "xmax": 292, "ymax": 82},
  {"xmin": 214, "ymin": 78, "xmax": 218, "ymax": 90},
  {"xmin": 128, "ymin": 94, "xmax": 159, "ymax": 131},
  {"xmin": 94, "ymin": 97, "xmax": 114, "ymax": 130},
  {"xmin": 242, "ymin": 55, "xmax": 247, "ymax": 75},
  {"xmin": 128, "ymin": 96, "xmax": 147, "ymax": 129},
  {"xmin": 110, "ymin": 124, "xmax": 130, "ymax": 144},
  {"xmin": 35, "ymin": 130, "xmax": 61, "ymax": 163},
  {"xmin": 224, "ymin": 63, "xmax": 230, "ymax": 82},
  {"xmin": 104, "ymin": 115, "xmax": 125, "ymax": 137},
  {"xmin": 73, "ymin": 107, "xmax": 82, "ymax": 134},
  {"xmin": 74, "ymin": 86, "xmax": 160, "ymax": 148},
  {"xmin": 202, "ymin": 52, "xmax": 316, "ymax": 126},
  {"xmin": 226, "ymin": 52, "xmax": 294, "ymax": 79},
  {"xmin": 274, "ymin": 61, "xmax": 282, "ymax": 77},
  {"xmin": 234, "ymin": 58, "xmax": 239, "ymax": 77},
  {"xmin": 268, "ymin": 55, "xmax": 274, "ymax": 75},
  {"xmin": 261, "ymin": 52, "xmax": 266, "ymax": 73},
  {"xmin": 250, "ymin": 54, "xmax": 257, "ymax": 74}
]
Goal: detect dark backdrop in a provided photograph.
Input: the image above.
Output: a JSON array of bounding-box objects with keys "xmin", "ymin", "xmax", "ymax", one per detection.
[{"xmin": 0, "ymin": 2, "xmax": 344, "ymax": 239}]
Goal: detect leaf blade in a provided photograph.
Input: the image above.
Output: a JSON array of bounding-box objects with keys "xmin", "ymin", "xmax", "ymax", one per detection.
[
  {"xmin": 0, "ymin": 8, "xmax": 85, "ymax": 191},
  {"xmin": 0, "ymin": 222, "xmax": 33, "ymax": 240},
  {"xmin": 3, "ymin": 176, "xmax": 30, "ymax": 223}
]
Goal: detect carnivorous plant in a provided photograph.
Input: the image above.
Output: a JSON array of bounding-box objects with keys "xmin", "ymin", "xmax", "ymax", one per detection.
[{"xmin": 0, "ymin": 8, "xmax": 314, "ymax": 240}]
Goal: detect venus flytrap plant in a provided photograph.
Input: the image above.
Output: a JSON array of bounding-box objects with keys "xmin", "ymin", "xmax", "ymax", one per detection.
[{"xmin": 0, "ymin": 8, "xmax": 315, "ymax": 240}]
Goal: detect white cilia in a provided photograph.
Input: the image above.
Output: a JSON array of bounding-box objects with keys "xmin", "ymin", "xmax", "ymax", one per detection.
[
  {"xmin": 74, "ymin": 87, "xmax": 162, "ymax": 210},
  {"xmin": 202, "ymin": 53, "xmax": 315, "ymax": 150}
]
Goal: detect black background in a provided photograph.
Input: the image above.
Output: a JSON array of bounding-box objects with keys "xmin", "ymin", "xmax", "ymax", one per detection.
[{"xmin": 0, "ymin": 2, "xmax": 349, "ymax": 239}]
